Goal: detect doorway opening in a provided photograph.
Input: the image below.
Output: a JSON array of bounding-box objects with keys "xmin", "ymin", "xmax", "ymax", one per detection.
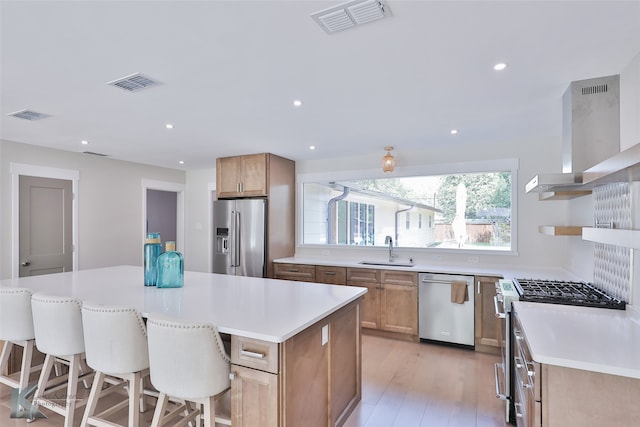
[{"xmin": 141, "ymin": 180, "xmax": 185, "ymax": 258}]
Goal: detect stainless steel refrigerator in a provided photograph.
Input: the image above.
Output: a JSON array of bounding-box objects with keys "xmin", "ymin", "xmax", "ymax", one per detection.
[{"xmin": 213, "ymin": 199, "xmax": 267, "ymax": 277}]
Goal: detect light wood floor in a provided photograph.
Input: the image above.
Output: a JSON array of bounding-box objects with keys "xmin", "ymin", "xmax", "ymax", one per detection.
[{"xmin": 1, "ymin": 334, "xmax": 507, "ymax": 426}]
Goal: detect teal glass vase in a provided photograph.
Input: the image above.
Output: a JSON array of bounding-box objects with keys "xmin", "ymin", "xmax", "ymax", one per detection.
[
  {"xmin": 144, "ymin": 232, "xmax": 162, "ymax": 286},
  {"xmin": 156, "ymin": 241, "xmax": 184, "ymax": 288}
]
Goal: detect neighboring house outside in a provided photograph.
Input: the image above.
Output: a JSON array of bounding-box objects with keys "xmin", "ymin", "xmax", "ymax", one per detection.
[{"xmin": 302, "ymin": 182, "xmax": 440, "ymax": 248}]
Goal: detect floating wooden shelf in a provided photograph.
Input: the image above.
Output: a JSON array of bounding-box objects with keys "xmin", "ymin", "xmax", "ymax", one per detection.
[
  {"xmin": 582, "ymin": 227, "xmax": 640, "ymax": 249},
  {"xmin": 538, "ymin": 190, "xmax": 592, "ymax": 201},
  {"xmin": 538, "ymin": 226, "xmax": 583, "ymax": 236}
]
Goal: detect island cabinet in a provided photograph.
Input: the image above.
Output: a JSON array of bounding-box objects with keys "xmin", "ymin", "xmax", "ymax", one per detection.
[
  {"xmin": 474, "ymin": 275, "xmax": 502, "ymax": 354},
  {"xmin": 346, "ymin": 268, "xmax": 418, "ymax": 340},
  {"xmin": 230, "ymin": 300, "xmax": 362, "ymax": 427}
]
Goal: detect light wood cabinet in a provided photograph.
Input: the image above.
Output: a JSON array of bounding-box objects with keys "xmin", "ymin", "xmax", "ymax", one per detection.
[
  {"xmin": 231, "ymin": 364, "xmax": 279, "ymax": 427},
  {"xmin": 347, "ymin": 268, "xmax": 418, "ymax": 339},
  {"xmin": 347, "ymin": 268, "xmax": 380, "ymax": 330},
  {"xmin": 474, "ymin": 275, "xmax": 501, "ymax": 354},
  {"xmin": 380, "ymin": 271, "xmax": 418, "ymax": 337},
  {"xmin": 230, "ymin": 300, "xmax": 362, "ymax": 427},
  {"xmin": 273, "ymin": 263, "xmax": 315, "ymax": 282},
  {"xmin": 217, "ymin": 153, "xmax": 268, "ymax": 198},
  {"xmin": 315, "ymin": 266, "xmax": 347, "ymax": 285}
]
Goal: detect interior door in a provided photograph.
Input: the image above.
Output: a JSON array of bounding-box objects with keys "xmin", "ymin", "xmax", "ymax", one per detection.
[{"xmin": 19, "ymin": 176, "xmax": 73, "ymax": 276}]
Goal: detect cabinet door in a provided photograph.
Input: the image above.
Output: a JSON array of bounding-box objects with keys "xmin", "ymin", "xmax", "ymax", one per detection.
[
  {"xmin": 380, "ymin": 283, "xmax": 418, "ymax": 335},
  {"xmin": 217, "ymin": 156, "xmax": 242, "ymax": 198},
  {"xmin": 474, "ymin": 275, "xmax": 501, "ymax": 353},
  {"xmin": 239, "ymin": 154, "xmax": 268, "ymax": 197},
  {"xmin": 347, "ymin": 268, "xmax": 380, "ymax": 329},
  {"xmin": 315, "ymin": 266, "xmax": 347, "ymax": 285},
  {"xmin": 231, "ymin": 364, "xmax": 279, "ymax": 427},
  {"xmin": 357, "ymin": 282, "xmax": 380, "ymax": 329}
]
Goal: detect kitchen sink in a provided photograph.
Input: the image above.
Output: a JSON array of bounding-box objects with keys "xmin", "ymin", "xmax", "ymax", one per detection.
[{"xmin": 359, "ymin": 260, "xmax": 415, "ymax": 267}]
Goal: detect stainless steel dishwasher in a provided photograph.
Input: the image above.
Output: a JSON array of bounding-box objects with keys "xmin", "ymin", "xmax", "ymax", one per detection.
[{"xmin": 418, "ymin": 272, "xmax": 475, "ymax": 348}]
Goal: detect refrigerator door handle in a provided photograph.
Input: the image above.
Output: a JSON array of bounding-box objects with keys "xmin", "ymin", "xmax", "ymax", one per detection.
[
  {"xmin": 230, "ymin": 210, "xmax": 237, "ymax": 267},
  {"xmin": 234, "ymin": 211, "xmax": 241, "ymax": 267}
]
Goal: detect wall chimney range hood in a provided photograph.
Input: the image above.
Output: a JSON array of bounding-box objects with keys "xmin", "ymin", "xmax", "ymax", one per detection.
[{"xmin": 526, "ymin": 75, "xmax": 621, "ymax": 196}]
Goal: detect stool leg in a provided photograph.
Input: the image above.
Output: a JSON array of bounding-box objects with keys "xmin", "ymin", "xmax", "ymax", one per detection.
[
  {"xmin": 80, "ymin": 370, "xmax": 105, "ymax": 427},
  {"xmin": 63, "ymin": 354, "xmax": 81, "ymax": 427},
  {"xmin": 33, "ymin": 354, "xmax": 55, "ymax": 402},
  {"xmin": 19, "ymin": 340, "xmax": 34, "ymax": 392},
  {"xmin": 0, "ymin": 341, "xmax": 13, "ymax": 388},
  {"xmin": 202, "ymin": 396, "xmax": 215, "ymax": 427},
  {"xmin": 129, "ymin": 372, "xmax": 141, "ymax": 427},
  {"xmin": 151, "ymin": 392, "xmax": 169, "ymax": 427}
]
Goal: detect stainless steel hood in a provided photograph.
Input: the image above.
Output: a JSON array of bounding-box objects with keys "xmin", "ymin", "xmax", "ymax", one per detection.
[{"xmin": 526, "ymin": 75, "xmax": 620, "ymax": 194}]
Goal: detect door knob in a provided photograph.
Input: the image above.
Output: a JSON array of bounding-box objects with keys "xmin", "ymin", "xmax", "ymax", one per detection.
[{"xmin": 21, "ymin": 261, "xmax": 31, "ymax": 267}]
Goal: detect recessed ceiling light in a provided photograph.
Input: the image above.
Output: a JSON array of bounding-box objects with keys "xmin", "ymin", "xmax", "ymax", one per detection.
[
  {"xmin": 450, "ymin": 129, "xmax": 458, "ymax": 135},
  {"xmin": 165, "ymin": 124, "xmax": 174, "ymax": 129},
  {"xmin": 179, "ymin": 160, "xmax": 184, "ymax": 165},
  {"xmin": 493, "ymin": 62, "xmax": 507, "ymax": 71},
  {"xmin": 309, "ymin": 145, "xmax": 316, "ymax": 150},
  {"xmin": 293, "ymin": 100, "xmax": 303, "ymax": 107},
  {"xmin": 81, "ymin": 140, "xmax": 89, "ymax": 145}
]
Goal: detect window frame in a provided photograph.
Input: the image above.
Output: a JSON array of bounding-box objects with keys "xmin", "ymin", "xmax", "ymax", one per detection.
[{"xmin": 296, "ymin": 158, "xmax": 519, "ymax": 255}]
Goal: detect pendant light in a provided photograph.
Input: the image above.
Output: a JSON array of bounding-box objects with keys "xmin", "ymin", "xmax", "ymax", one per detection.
[{"xmin": 382, "ymin": 146, "xmax": 396, "ymax": 172}]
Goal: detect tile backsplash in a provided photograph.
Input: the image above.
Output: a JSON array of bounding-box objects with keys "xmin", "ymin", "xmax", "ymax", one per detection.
[{"xmin": 593, "ymin": 182, "xmax": 632, "ymax": 301}]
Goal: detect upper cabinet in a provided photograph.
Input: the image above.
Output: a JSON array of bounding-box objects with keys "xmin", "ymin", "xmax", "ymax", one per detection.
[{"xmin": 217, "ymin": 153, "xmax": 269, "ymax": 198}]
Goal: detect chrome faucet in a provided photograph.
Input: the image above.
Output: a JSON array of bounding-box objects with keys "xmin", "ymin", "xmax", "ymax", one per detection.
[{"xmin": 384, "ymin": 235, "xmax": 396, "ymax": 262}]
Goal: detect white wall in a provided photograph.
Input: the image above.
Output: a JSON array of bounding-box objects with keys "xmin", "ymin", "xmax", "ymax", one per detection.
[
  {"xmin": 0, "ymin": 140, "xmax": 185, "ymax": 278},
  {"xmin": 183, "ymin": 168, "xmax": 216, "ymax": 273}
]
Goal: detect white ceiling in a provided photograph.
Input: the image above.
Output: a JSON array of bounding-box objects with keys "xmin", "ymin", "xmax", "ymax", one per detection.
[{"xmin": 2, "ymin": 0, "xmax": 639, "ymax": 170}]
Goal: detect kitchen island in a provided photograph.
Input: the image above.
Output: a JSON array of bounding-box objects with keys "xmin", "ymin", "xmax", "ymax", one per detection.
[{"xmin": 1, "ymin": 265, "xmax": 366, "ymax": 427}]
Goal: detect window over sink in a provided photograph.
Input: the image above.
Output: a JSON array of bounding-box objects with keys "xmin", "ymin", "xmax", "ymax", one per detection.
[{"xmin": 299, "ymin": 159, "xmax": 517, "ymax": 253}]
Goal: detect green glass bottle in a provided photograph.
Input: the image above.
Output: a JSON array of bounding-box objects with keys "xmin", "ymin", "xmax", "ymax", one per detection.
[{"xmin": 156, "ymin": 241, "xmax": 184, "ymax": 288}]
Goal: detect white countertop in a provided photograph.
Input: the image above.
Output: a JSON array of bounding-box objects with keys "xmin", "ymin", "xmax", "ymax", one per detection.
[
  {"xmin": 0, "ymin": 265, "xmax": 366, "ymax": 343},
  {"xmin": 513, "ymin": 301, "xmax": 640, "ymax": 379},
  {"xmin": 274, "ymin": 257, "xmax": 585, "ymax": 282}
]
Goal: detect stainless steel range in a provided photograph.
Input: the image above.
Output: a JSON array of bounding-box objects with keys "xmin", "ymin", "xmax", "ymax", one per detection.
[{"xmin": 494, "ymin": 278, "xmax": 626, "ymax": 424}]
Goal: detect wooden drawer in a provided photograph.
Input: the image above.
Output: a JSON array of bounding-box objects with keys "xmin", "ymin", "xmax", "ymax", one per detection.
[
  {"xmin": 315, "ymin": 266, "xmax": 346, "ymax": 285},
  {"xmin": 381, "ymin": 270, "xmax": 417, "ymax": 286},
  {"xmin": 273, "ymin": 263, "xmax": 315, "ymax": 282},
  {"xmin": 346, "ymin": 268, "xmax": 380, "ymax": 283},
  {"xmin": 231, "ymin": 336, "xmax": 279, "ymax": 374}
]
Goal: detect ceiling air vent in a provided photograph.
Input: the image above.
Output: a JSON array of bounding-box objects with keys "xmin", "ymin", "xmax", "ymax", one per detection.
[
  {"xmin": 311, "ymin": 0, "xmax": 392, "ymax": 34},
  {"xmin": 7, "ymin": 109, "xmax": 51, "ymax": 121},
  {"xmin": 106, "ymin": 73, "xmax": 161, "ymax": 92}
]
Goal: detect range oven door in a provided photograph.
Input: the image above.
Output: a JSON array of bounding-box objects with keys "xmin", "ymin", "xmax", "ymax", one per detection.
[{"xmin": 493, "ymin": 291, "xmax": 512, "ymax": 423}]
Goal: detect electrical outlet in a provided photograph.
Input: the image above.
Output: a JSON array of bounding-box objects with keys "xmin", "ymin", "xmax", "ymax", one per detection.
[
  {"xmin": 322, "ymin": 250, "xmax": 330, "ymax": 256},
  {"xmin": 468, "ymin": 256, "xmax": 479, "ymax": 264}
]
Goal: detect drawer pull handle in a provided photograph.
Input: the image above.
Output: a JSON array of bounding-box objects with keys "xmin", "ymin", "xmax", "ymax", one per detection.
[
  {"xmin": 241, "ymin": 350, "xmax": 266, "ymax": 359},
  {"xmin": 288, "ymin": 269, "xmax": 299, "ymax": 272},
  {"xmin": 324, "ymin": 271, "xmax": 337, "ymax": 275}
]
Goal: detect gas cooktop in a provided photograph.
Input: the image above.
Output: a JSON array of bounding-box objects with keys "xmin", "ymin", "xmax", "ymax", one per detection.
[{"xmin": 513, "ymin": 278, "xmax": 626, "ymax": 310}]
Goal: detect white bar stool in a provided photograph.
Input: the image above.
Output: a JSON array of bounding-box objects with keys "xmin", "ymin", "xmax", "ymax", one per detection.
[
  {"xmin": 0, "ymin": 288, "xmax": 41, "ymax": 392},
  {"xmin": 146, "ymin": 314, "xmax": 232, "ymax": 427},
  {"xmin": 80, "ymin": 303, "xmax": 150, "ymax": 427},
  {"xmin": 31, "ymin": 293, "xmax": 93, "ymax": 427}
]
